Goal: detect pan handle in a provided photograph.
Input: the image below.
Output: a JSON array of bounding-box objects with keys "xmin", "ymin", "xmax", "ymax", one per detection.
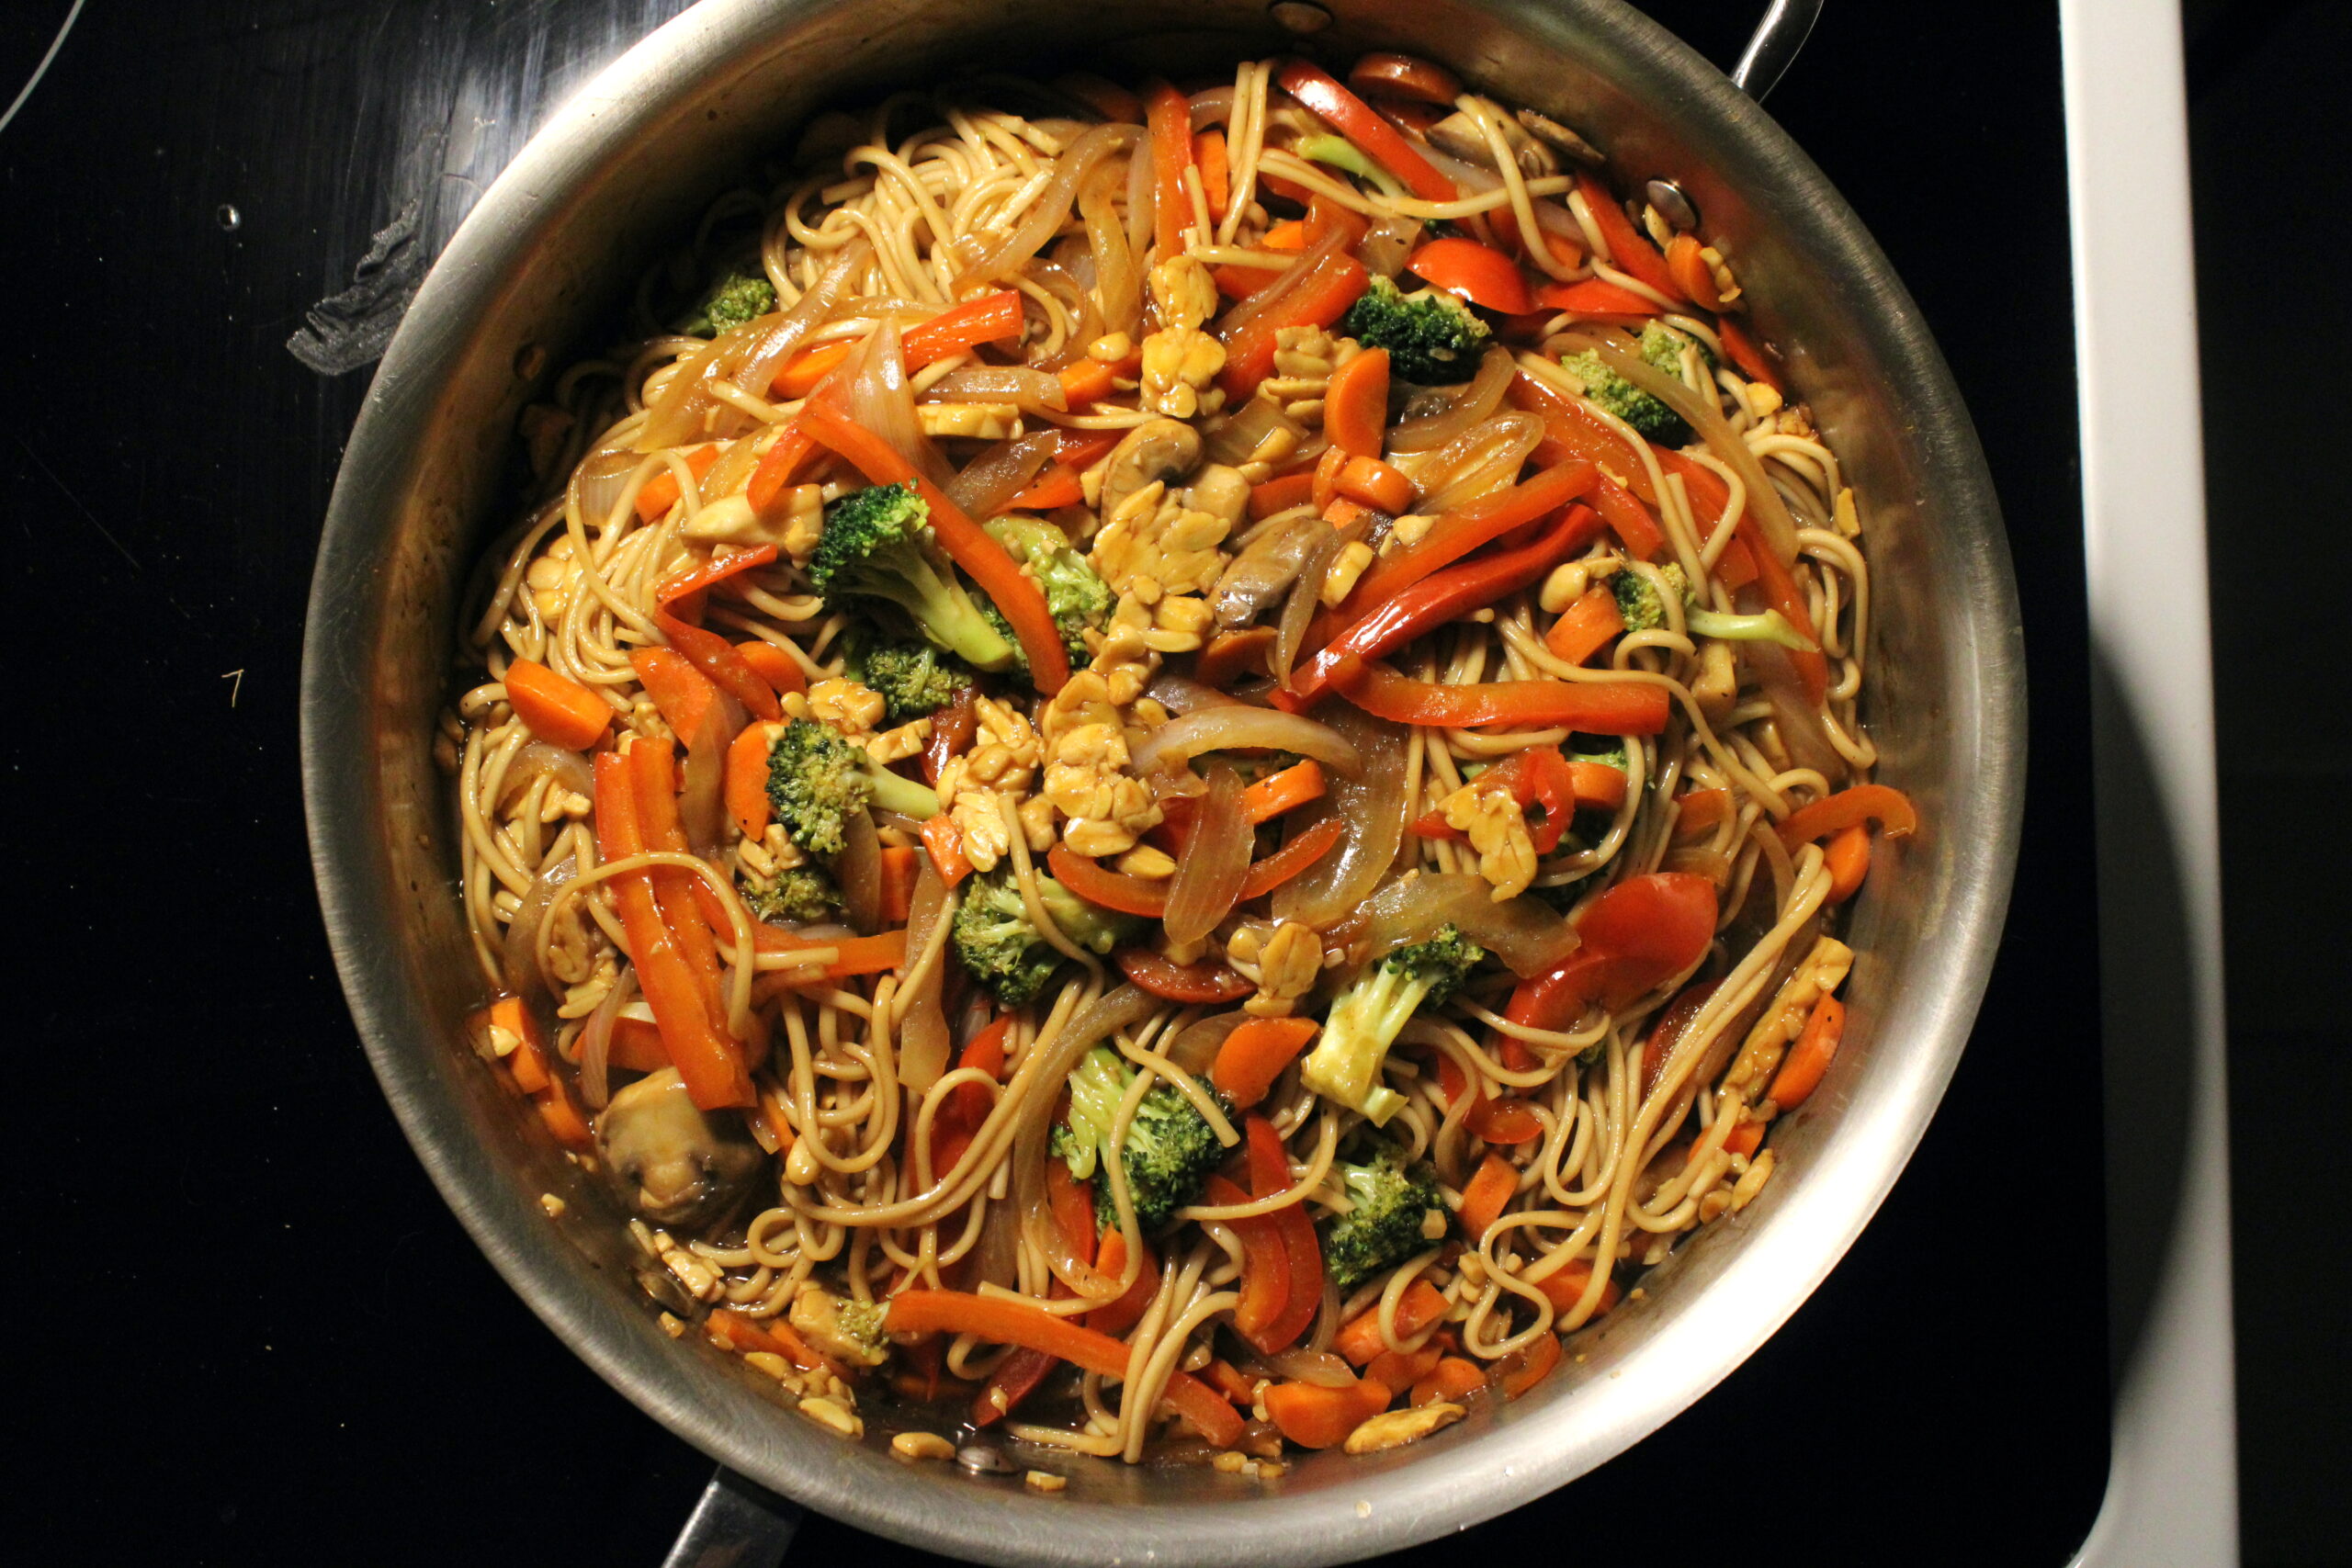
[
  {"xmin": 662, "ymin": 1467, "xmax": 806, "ymax": 1568},
  {"xmin": 1730, "ymin": 0, "xmax": 1824, "ymax": 102}
]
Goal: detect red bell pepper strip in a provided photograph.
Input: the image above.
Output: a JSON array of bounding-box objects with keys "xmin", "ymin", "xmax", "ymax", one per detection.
[
  {"xmin": 887, "ymin": 1291, "xmax": 1244, "ymax": 1450},
  {"xmin": 1329, "ymin": 654, "xmax": 1670, "ymax": 736},
  {"xmin": 1533, "ymin": 276, "xmax": 1664, "ymax": 317},
  {"xmin": 1248, "ymin": 1114, "xmax": 1324, "ymax": 1353},
  {"xmin": 929, "ymin": 1015, "xmax": 1011, "ymax": 1176},
  {"xmin": 1050, "ymin": 841, "xmax": 1170, "ymax": 918},
  {"xmin": 1218, "ymin": 249, "xmax": 1371, "ymax": 401},
  {"xmin": 654, "ymin": 544, "xmax": 777, "ymax": 622},
  {"xmin": 592, "ymin": 751, "xmax": 752, "ymax": 1109},
  {"xmin": 1408, "ymin": 236, "xmax": 1532, "ymax": 314},
  {"xmin": 1283, "ymin": 502, "xmax": 1602, "ymax": 708},
  {"xmin": 1237, "ymin": 817, "xmax": 1343, "ymax": 897},
  {"xmin": 1575, "ymin": 171, "xmax": 1683, "ymax": 303},
  {"xmin": 798, "ymin": 398, "xmax": 1069, "ymax": 693},
  {"xmin": 1411, "ymin": 745, "xmax": 1601, "ymax": 854},
  {"xmin": 634, "ymin": 444, "xmax": 721, "ymax": 524},
  {"xmin": 1146, "ymin": 78, "xmax": 1195, "ymax": 258},
  {"xmin": 627, "ymin": 738, "xmax": 740, "ymax": 1044},
  {"xmin": 1205, "ymin": 1174, "xmax": 1294, "ymax": 1353},
  {"xmin": 1276, "ymin": 60, "xmax": 1457, "ymax": 203},
  {"xmin": 1777, "ymin": 784, "xmax": 1918, "ymax": 850},
  {"xmin": 1086, "ymin": 1226, "xmax": 1159, "ymax": 1337},
  {"xmin": 652, "ymin": 607, "xmax": 781, "ymax": 722},
  {"xmin": 1714, "ymin": 315, "xmax": 1783, "ymax": 393},
  {"xmin": 771, "ymin": 291, "xmax": 1025, "ymax": 399},
  {"xmin": 1434, "ymin": 1051, "xmax": 1545, "ymax": 1145},
  {"xmin": 744, "ymin": 425, "xmax": 822, "ymax": 515},
  {"xmin": 1322, "ymin": 459, "xmax": 1599, "ymax": 632},
  {"xmin": 1113, "ymin": 947, "xmax": 1258, "ymax": 1004},
  {"xmin": 1505, "ymin": 872, "xmax": 1718, "ymax": 1032}
]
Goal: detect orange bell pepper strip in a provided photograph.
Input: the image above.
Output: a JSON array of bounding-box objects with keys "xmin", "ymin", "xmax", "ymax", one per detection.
[
  {"xmin": 1146, "ymin": 78, "xmax": 1195, "ymax": 258},
  {"xmin": 878, "ymin": 845, "xmax": 920, "ymax": 925},
  {"xmin": 1241, "ymin": 759, "xmax": 1325, "ymax": 822},
  {"xmin": 707, "ymin": 1308, "xmax": 839, "ymax": 1377},
  {"xmin": 919, "ymin": 814, "xmax": 972, "ymax": 889},
  {"xmin": 1777, "ymin": 784, "xmax": 1918, "ymax": 850},
  {"xmin": 1211, "ymin": 1017, "xmax": 1318, "ymax": 1109},
  {"xmin": 1276, "ymin": 60, "xmax": 1456, "ymax": 202},
  {"xmin": 769, "ymin": 291, "xmax": 1026, "ymax": 399},
  {"xmin": 504, "ymin": 660, "xmax": 612, "ymax": 750},
  {"xmin": 797, "ymin": 398, "xmax": 1069, "ymax": 693},
  {"xmin": 1329, "ymin": 653, "xmax": 1670, "ymax": 736},
  {"xmin": 1575, "ymin": 170, "xmax": 1682, "ymax": 303},
  {"xmin": 1412, "ymin": 1357, "xmax": 1487, "ymax": 1407},
  {"xmin": 1248, "ymin": 471, "xmax": 1317, "ymax": 520},
  {"xmin": 1263, "ymin": 1375, "xmax": 1393, "ymax": 1449},
  {"xmin": 626, "ymin": 738, "xmax": 739, "ymax": 1033},
  {"xmin": 1434, "ymin": 1050, "xmax": 1544, "ymax": 1145},
  {"xmin": 1673, "ymin": 787, "xmax": 1734, "ymax": 839},
  {"xmin": 929, "ymin": 1014, "xmax": 1011, "ymax": 1175},
  {"xmin": 1825, "ymin": 822, "xmax": 1871, "ymax": 902},
  {"xmin": 1004, "ymin": 463, "xmax": 1085, "ymax": 512},
  {"xmin": 885, "ymin": 1291, "xmax": 1244, "ymax": 1449},
  {"xmin": 592, "ymin": 751, "xmax": 751, "ymax": 1109}
]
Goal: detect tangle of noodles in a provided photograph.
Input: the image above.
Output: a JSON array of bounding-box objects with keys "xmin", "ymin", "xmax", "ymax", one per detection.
[{"xmin": 446, "ymin": 56, "xmax": 1903, "ymax": 1466}]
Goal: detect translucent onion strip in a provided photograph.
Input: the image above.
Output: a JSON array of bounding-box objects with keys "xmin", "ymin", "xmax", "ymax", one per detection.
[
  {"xmin": 1129, "ymin": 705, "xmax": 1364, "ymax": 777},
  {"xmin": 1272, "ymin": 705, "xmax": 1409, "ymax": 930},
  {"xmin": 1162, "ymin": 766, "xmax": 1252, "ymax": 948},
  {"xmin": 956, "ymin": 123, "xmax": 1139, "ymax": 292}
]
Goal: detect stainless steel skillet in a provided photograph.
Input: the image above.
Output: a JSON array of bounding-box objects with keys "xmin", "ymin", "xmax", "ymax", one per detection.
[{"xmin": 301, "ymin": 2, "xmax": 2021, "ymax": 1562}]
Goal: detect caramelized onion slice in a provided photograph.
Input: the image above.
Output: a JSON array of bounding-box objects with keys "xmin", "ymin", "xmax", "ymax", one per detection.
[
  {"xmin": 1351, "ymin": 872, "xmax": 1580, "ymax": 977},
  {"xmin": 1163, "ymin": 766, "xmax": 1252, "ymax": 948},
  {"xmin": 1129, "ymin": 705, "xmax": 1363, "ymax": 778},
  {"xmin": 1271, "ymin": 705, "xmax": 1409, "ymax": 930}
]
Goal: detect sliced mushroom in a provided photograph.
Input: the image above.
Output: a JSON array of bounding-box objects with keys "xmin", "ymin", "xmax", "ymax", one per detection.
[
  {"xmin": 1098, "ymin": 416, "xmax": 1203, "ymax": 525},
  {"xmin": 1428, "ymin": 107, "xmax": 1556, "ymax": 180},
  {"xmin": 1516, "ymin": 107, "xmax": 1607, "ymax": 169},
  {"xmin": 596, "ymin": 1066, "xmax": 769, "ymax": 1227},
  {"xmin": 1211, "ymin": 506, "xmax": 1325, "ymax": 627}
]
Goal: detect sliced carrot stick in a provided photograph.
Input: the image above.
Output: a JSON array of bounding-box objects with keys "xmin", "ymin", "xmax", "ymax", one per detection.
[
  {"xmin": 1324, "ymin": 346, "xmax": 1390, "ymax": 458},
  {"xmin": 1057, "ymin": 359, "xmax": 1123, "ymax": 412},
  {"xmin": 1335, "ymin": 1279, "xmax": 1448, "ymax": 1367},
  {"xmin": 484, "ymin": 996, "xmax": 550, "ymax": 1091},
  {"xmin": 633, "ymin": 444, "xmax": 720, "ymax": 523},
  {"xmin": 1336, "ymin": 453, "xmax": 1413, "ymax": 513},
  {"xmin": 1768, "ymin": 993, "xmax": 1846, "ymax": 1109},
  {"xmin": 1566, "ymin": 760, "xmax": 1629, "ymax": 813},
  {"xmin": 1007, "ymin": 462, "xmax": 1086, "ymax": 511},
  {"xmin": 1237, "ymin": 817, "xmax": 1344, "ymax": 898},
  {"xmin": 1194, "ymin": 128, "xmax": 1230, "ymax": 220},
  {"xmin": 533, "ymin": 1078, "xmax": 595, "ymax": 1149},
  {"xmin": 1723, "ymin": 1118, "xmax": 1766, "ymax": 1157},
  {"xmin": 725, "ymin": 721, "xmax": 779, "ymax": 838},
  {"xmin": 1779, "ymin": 784, "xmax": 1917, "ymax": 850},
  {"xmin": 745, "ymin": 425, "xmax": 822, "ymax": 515},
  {"xmin": 1310, "ymin": 444, "xmax": 1349, "ymax": 511},
  {"xmin": 1531, "ymin": 1258, "xmax": 1622, "ymax": 1318},
  {"xmin": 1673, "ymin": 787, "xmax": 1733, "ymax": 839},
  {"xmin": 919, "ymin": 815, "xmax": 971, "ymax": 889},
  {"xmin": 1365, "ymin": 1341, "xmax": 1444, "ymax": 1394},
  {"xmin": 732, "ymin": 639, "xmax": 808, "ymax": 696},
  {"xmin": 748, "ymin": 926, "xmax": 907, "ymax": 979},
  {"xmin": 504, "ymin": 660, "xmax": 613, "ymax": 750},
  {"xmin": 1825, "ymin": 823, "xmax": 1871, "ymax": 903},
  {"xmin": 1497, "ymin": 1325, "xmax": 1561, "ymax": 1398},
  {"xmin": 1211, "ymin": 1017, "xmax": 1318, "ymax": 1109},
  {"xmin": 1542, "ymin": 584, "xmax": 1624, "ymax": 666},
  {"xmin": 1146, "ymin": 78, "xmax": 1194, "ymax": 257},
  {"xmin": 1087, "ymin": 1226, "xmax": 1160, "ymax": 1338},
  {"xmin": 707, "ymin": 1307, "xmax": 836, "ymax": 1375},
  {"xmin": 1240, "ymin": 759, "xmax": 1326, "ymax": 822},
  {"xmin": 606, "ymin": 1017, "xmax": 671, "ymax": 1073},
  {"xmin": 771, "ymin": 342, "xmax": 853, "ymax": 400},
  {"xmin": 1457, "ymin": 1152, "xmax": 1518, "ymax": 1243},
  {"xmin": 1664, "ymin": 232, "xmax": 1726, "ymax": 311},
  {"xmin": 878, "ymin": 845, "xmax": 920, "ymax": 925},
  {"xmin": 1248, "ymin": 471, "xmax": 1317, "ymax": 520},
  {"xmin": 1262, "ymin": 1375, "xmax": 1392, "ymax": 1450},
  {"xmin": 1411, "ymin": 1357, "xmax": 1486, "ymax": 1408}
]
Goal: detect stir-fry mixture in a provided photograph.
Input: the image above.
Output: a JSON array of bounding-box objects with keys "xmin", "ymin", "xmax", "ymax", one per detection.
[{"xmin": 451, "ymin": 52, "xmax": 1917, "ymax": 1470}]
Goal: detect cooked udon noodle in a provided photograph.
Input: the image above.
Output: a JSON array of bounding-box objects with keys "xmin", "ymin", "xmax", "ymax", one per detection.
[{"xmin": 445, "ymin": 54, "xmax": 1905, "ymax": 1466}]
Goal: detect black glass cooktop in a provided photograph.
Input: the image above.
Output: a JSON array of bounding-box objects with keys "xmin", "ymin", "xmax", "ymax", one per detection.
[{"xmin": 3, "ymin": 3, "xmax": 2105, "ymax": 1562}]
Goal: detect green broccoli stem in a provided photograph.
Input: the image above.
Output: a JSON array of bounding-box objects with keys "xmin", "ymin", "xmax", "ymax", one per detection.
[
  {"xmin": 864, "ymin": 554, "xmax": 1017, "ymax": 671},
  {"xmin": 1301, "ymin": 964, "xmax": 1429, "ymax": 1124},
  {"xmin": 863, "ymin": 763, "xmax": 941, "ymax": 821},
  {"xmin": 1684, "ymin": 605, "xmax": 1817, "ymax": 651}
]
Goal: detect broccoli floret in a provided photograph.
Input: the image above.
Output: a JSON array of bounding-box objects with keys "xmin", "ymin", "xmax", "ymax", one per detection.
[
  {"xmin": 950, "ymin": 867, "xmax": 1140, "ymax": 1008},
  {"xmin": 1050, "ymin": 1045, "xmax": 1233, "ymax": 1232},
  {"xmin": 1562, "ymin": 321, "xmax": 1712, "ymax": 445},
  {"xmin": 834, "ymin": 1296, "xmax": 888, "ymax": 1353},
  {"xmin": 1300, "ymin": 925, "xmax": 1487, "ymax": 1124},
  {"xmin": 1318, "ymin": 1137, "xmax": 1447, "ymax": 1294},
  {"xmin": 808, "ymin": 482, "xmax": 1017, "ymax": 671},
  {"xmin": 1610, "ymin": 561, "xmax": 1688, "ymax": 635},
  {"xmin": 842, "ymin": 628, "xmax": 971, "ymax": 721},
  {"xmin": 742, "ymin": 863, "xmax": 842, "ymax": 924},
  {"xmin": 982, "ymin": 514, "xmax": 1111, "ymax": 663},
  {"xmin": 1338, "ymin": 275, "xmax": 1490, "ymax": 385},
  {"xmin": 763, "ymin": 717, "xmax": 941, "ymax": 856},
  {"xmin": 678, "ymin": 270, "xmax": 776, "ymax": 337},
  {"xmin": 1570, "ymin": 736, "xmax": 1629, "ymax": 773}
]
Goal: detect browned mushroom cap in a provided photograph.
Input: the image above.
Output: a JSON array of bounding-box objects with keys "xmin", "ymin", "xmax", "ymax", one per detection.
[
  {"xmin": 595, "ymin": 1066, "xmax": 768, "ymax": 1227},
  {"xmin": 1098, "ymin": 417, "xmax": 1204, "ymax": 525},
  {"xmin": 1426, "ymin": 107, "xmax": 1557, "ymax": 180},
  {"xmin": 1515, "ymin": 107, "xmax": 1607, "ymax": 169}
]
